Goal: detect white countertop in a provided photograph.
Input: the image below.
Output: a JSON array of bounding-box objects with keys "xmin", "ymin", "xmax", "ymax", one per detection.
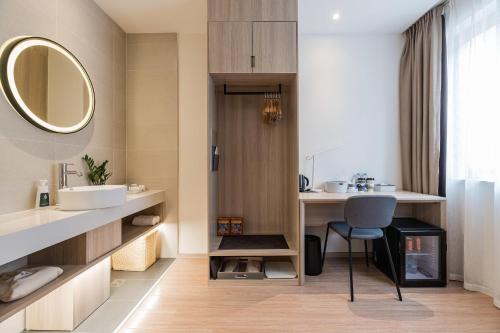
[
  {"xmin": 299, "ymin": 191, "xmax": 445, "ymax": 203},
  {"xmin": 0, "ymin": 190, "xmax": 165, "ymax": 266}
]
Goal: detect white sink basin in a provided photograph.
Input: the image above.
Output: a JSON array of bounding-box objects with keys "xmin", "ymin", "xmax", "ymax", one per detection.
[{"xmin": 58, "ymin": 185, "xmax": 127, "ymax": 211}]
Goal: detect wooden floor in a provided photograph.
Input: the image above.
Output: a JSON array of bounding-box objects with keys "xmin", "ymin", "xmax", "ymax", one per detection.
[{"xmin": 119, "ymin": 258, "xmax": 500, "ymax": 333}]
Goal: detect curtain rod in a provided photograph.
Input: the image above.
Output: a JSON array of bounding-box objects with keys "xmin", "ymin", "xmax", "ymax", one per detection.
[{"xmin": 403, "ymin": 0, "xmax": 449, "ymax": 34}]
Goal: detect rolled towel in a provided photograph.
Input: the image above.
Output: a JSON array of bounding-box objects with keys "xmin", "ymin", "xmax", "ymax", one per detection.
[
  {"xmin": 132, "ymin": 215, "xmax": 160, "ymax": 226},
  {"xmin": 0, "ymin": 266, "xmax": 63, "ymax": 302}
]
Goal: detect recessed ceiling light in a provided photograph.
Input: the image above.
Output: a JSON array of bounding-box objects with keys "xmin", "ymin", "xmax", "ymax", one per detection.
[{"xmin": 332, "ymin": 12, "xmax": 341, "ymax": 21}]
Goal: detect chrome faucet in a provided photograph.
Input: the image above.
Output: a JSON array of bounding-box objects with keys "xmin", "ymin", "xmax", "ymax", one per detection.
[{"xmin": 58, "ymin": 163, "xmax": 83, "ymax": 189}]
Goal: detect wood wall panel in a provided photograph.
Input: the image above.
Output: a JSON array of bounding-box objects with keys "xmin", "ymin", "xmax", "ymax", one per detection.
[
  {"xmin": 28, "ymin": 220, "xmax": 121, "ymax": 265},
  {"xmin": 86, "ymin": 220, "xmax": 122, "ymax": 263},
  {"xmin": 28, "ymin": 234, "xmax": 87, "ymax": 266},
  {"xmin": 208, "ymin": 77, "xmax": 219, "ymax": 251},
  {"xmin": 217, "ymin": 90, "xmax": 291, "ymax": 234},
  {"xmin": 286, "ymin": 78, "xmax": 299, "ymax": 248}
]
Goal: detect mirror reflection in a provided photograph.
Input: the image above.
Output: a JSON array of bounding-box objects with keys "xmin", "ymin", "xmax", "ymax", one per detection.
[{"xmin": 0, "ymin": 37, "xmax": 95, "ymax": 133}]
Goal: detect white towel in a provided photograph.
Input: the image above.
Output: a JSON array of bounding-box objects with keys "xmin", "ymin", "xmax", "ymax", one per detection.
[
  {"xmin": 0, "ymin": 266, "xmax": 63, "ymax": 302},
  {"xmin": 132, "ymin": 215, "xmax": 160, "ymax": 226}
]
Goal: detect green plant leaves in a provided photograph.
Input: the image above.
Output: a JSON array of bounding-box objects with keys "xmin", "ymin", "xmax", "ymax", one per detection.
[{"xmin": 82, "ymin": 154, "xmax": 112, "ymax": 185}]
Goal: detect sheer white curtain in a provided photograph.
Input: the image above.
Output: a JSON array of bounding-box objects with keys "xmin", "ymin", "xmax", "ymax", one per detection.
[{"xmin": 446, "ymin": 0, "xmax": 500, "ymax": 308}]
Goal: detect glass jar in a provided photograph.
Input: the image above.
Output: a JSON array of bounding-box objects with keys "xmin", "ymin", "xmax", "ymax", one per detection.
[{"xmin": 367, "ymin": 178, "xmax": 375, "ymax": 192}]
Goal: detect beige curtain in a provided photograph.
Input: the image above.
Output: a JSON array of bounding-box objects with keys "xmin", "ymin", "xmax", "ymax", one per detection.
[{"xmin": 400, "ymin": 7, "xmax": 444, "ymax": 195}]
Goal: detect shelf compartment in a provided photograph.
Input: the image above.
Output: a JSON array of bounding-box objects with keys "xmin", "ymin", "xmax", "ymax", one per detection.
[
  {"xmin": 208, "ymin": 277, "xmax": 299, "ymax": 286},
  {"xmin": 209, "ymin": 255, "xmax": 298, "ymax": 286},
  {"xmin": 219, "ymin": 234, "xmax": 289, "ymax": 250},
  {"xmin": 0, "ymin": 223, "xmax": 160, "ymax": 323},
  {"xmin": 209, "ymin": 234, "xmax": 298, "ymax": 257}
]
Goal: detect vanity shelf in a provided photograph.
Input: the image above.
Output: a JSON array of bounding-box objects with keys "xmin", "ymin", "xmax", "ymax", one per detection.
[{"xmin": 0, "ymin": 208, "xmax": 162, "ymax": 323}]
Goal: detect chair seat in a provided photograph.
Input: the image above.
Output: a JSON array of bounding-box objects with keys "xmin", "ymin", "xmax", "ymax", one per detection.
[{"xmin": 328, "ymin": 222, "xmax": 383, "ymax": 240}]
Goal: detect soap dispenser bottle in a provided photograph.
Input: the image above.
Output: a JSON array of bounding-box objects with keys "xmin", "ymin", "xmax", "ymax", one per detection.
[{"xmin": 35, "ymin": 180, "xmax": 50, "ymax": 208}]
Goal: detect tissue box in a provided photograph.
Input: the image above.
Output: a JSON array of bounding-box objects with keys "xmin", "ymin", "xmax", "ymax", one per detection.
[
  {"xmin": 374, "ymin": 184, "xmax": 396, "ymax": 192},
  {"xmin": 112, "ymin": 231, "xmax": 158, "ymax": 271}
]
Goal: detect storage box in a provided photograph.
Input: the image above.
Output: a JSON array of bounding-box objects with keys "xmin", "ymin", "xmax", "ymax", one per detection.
[
  {"xmin": 112, "ymin": 231, "xmax": 158, "ymax": 271},
  {"xmin": 217, "ymin": 257, "xmax": 264, "ymax": 280},
  {"xmin": 374, "ymin": 184, "xmax": 396, "ymax": 192},
  {"xmin": 230, "ymin": 217, "xmax": 244, "ymax": 235},
  {"xmin": 217, "ymin": 217, "xmax": 231, "ymax": 236}
]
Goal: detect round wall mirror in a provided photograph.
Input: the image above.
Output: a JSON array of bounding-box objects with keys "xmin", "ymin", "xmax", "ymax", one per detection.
[{"xmin": 0, "ymin": 37, "xmax": 95, "ymax": 133}]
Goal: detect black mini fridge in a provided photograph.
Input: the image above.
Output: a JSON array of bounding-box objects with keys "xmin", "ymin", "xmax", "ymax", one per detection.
[{"xmin": 374, "ymin": 218, "xmax": 447, "ymax": 287}]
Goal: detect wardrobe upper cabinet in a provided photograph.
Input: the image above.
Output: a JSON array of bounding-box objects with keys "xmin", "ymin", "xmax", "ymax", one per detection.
[
  {"xmin": 208, "ymin": 0, "xmax": 256, "ymax": 21},
  {"xmin": 256, "ymin": 0, "xmax": 298, "ymax": 21},
  {"xmin": 208, "ymin": 0, "xmax": 297, "ymax": 22},
  {"xmin": 253, "ymin": 22, "xmax": 297, "ymax": 73},
  {"xmin": 209, "ymin": 22, "xmax": 253, "ymax": 73}
]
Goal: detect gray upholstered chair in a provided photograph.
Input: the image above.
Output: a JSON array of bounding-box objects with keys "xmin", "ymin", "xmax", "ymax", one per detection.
[{"xmin": 321, "ymin": 195, "xmax": 402, "ymax": 302}]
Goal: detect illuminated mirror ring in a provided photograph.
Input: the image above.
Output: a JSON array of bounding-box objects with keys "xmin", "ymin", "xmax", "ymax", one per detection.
[{"xmin": 0, "ymin": 36, "xmax": 95, "ymax": 133}]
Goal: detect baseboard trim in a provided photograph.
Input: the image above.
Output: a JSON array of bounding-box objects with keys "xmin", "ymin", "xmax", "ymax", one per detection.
[
  {"xmin": 176, "ymin": 253, "xmax": 208, "ymax": 259},
  {"xmin": 449, "ymin": 273, "xmax": 463, "ymax": 281}
]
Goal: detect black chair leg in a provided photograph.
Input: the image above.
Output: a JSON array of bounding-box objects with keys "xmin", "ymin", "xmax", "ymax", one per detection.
[
  {"xmin": 364, "ymin": 240, "xmax": 369, "ymax": 267},
  {"xmin": 383, "ymin": 232, "xmax": 402, "ymax": 301},
  {"xmin": 348, "ymin": 237, "xmax": 354, "ymax": 302},
  {"xmin": 321, "ymin": 225, "xmax": 330, "ymax": 268}
]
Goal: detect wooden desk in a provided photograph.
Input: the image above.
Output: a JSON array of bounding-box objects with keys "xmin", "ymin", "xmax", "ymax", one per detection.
[{"xmin": 298, "ymin": 191, "xmax": 446, "ymax": 284}]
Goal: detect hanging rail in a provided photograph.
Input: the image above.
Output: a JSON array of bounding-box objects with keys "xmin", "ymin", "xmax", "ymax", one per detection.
[{"xmin": 223, "ymin": 84, "xmax": 282, "ymax": 96}]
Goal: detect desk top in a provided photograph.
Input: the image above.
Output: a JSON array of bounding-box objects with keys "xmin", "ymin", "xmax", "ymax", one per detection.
[{"xmin": 299, "ymin": 191, "xmax": 445, "ymax": 203}]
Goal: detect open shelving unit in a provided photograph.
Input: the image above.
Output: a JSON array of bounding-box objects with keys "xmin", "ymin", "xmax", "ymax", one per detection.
[
  {"xmin": 0, "ymin": 220, "xmax": 160, "ymax": 323},
  {"xmin": 207, "ymin": 76, "xmax": 299, "ymax": 284},
  {"xmin": 208, "ymin": 234, "xmax": 298, "ymax": 257}
]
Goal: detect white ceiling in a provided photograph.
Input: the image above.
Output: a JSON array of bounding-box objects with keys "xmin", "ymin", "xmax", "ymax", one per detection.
[
  {"xmin": 300, "ymin": 0, "xmax": 443, "ymax": 34},
  {"xmin": 94, "ymin": 0, "xmax": 206, "ymax": 33},
  {"xmin": 94, "ymin": 0, "xmax": 442, "ymax": 35}
]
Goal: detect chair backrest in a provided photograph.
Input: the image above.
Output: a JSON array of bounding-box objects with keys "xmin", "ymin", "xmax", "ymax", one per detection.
[{"xmin": 344, "ymin": 196, "xmax": 397, "ymax": 229}]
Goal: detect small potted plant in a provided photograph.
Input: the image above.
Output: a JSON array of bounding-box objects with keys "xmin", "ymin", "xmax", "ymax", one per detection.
[{"xmin": 82, "ymin": 154, "xmax": 112, "ymax": 185}]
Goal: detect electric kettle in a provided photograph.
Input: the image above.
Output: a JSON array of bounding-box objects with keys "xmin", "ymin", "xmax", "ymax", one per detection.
[{"xmin": 299, "ymin": 174, "xmax": 309, "ymax": 192}]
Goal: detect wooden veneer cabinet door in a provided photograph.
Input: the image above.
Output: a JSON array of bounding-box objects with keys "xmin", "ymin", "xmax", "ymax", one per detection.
[
  {"xmin": 25, "ymin": 258, "xmax": 111, "ymax": 331},
  {"xmin": 208, "ymin": 0, "xmax": 297, "ymax": 22},
  {"xmin": 209, "ymin": 22, "xmax": 253, "ymax": 73},
  {"xmin": 252, "ymin": 22, "xmax": 297, "ymax": 73},
  {"xmin": 208, "ymin": 0, "xmax": 256, "ymax": 21}
]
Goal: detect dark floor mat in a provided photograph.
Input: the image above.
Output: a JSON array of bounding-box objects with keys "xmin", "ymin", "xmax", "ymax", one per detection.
[{"xmin": 219, "ymin": 235, "xmax": 289, "ymax": 250}]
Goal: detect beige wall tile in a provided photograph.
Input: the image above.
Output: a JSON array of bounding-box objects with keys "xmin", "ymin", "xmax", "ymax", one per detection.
[
  {"xmin": 0, "ymin": 1, "xmax": 58, "ymax": 43},
  {"xmin": 178, "ymin": 33, "xmax": 208, "ymax": 254},
  {"xmin": 113, "ymin": 30, "xmax": 126, "ymax": 151},
  {"xmin": 0, "ymin": 0, "xmax": 126, "ymax": 214},
  {"xmin": 112, "ymin": 149, "xmax": 126, "ymax": 185},
  {"xmin": 126, "ymin": 70, "xmax": 178, "ymax": 116},
  {"xmin": 126, "ymin": 33, "xmax": 179, "ymax": 257},
  {"xmin": 127, "ymin": 34, "xmax": 178, "ymax": 72}
]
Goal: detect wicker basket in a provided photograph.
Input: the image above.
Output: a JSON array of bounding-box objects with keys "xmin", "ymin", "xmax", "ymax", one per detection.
[{"xmin": 112, "ymin": 231, "xmax": 158, "ymax": 271}]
